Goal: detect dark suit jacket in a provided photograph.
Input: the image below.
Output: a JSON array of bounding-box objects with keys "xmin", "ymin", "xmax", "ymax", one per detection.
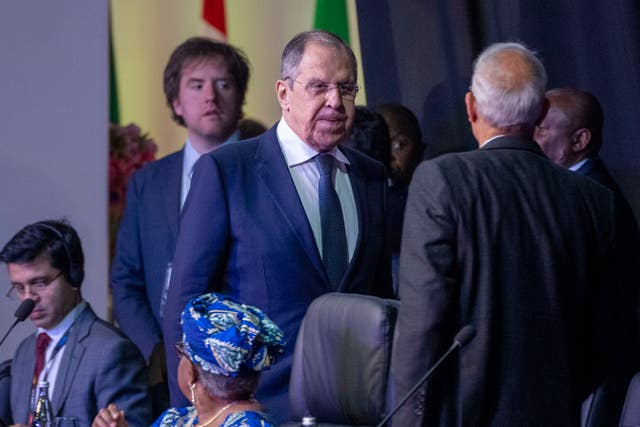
[
  {"xmin": 393, "ymin": 136, "xmax": 627, "ymax": 426},
  {"xmin": 10, "ymin": 304, "xmax": 151, "ymax": 426},
  {"xmin": 111, "ymin": 149, "xmax": 182, "ymax": 360},
  {"xmin": 575, "ymin": 157, "xmax": 640, "ymax": 426},
  {"xmin": 163, "ymin": 125, "xmax": 393, "ymax": 422},
  {"xmin": 576, "ymin": 157, "xmax": 640, "ymax": 246}
]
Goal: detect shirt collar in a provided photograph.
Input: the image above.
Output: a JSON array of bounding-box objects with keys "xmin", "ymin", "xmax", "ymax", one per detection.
[
  {"xmin": 38, "ymin": 300, "xmax": 86, "ymax": 340},
  {"xmin": 276, "ymin": 117, "xmax": 351, "ymax": 168},
  {"xmin": 569, "ymin": 158, "xmax": 589, "ymax": 172},
  {"xmin": 184, "ymin": 131, "xmax": 240, "ymax": 176},
  {"xmin": 479, "ymin": 134, "xmax": 506, "ymax": 148},
  {"xmin": 184, "ymin": 139, "xmax": 201, "ymax": 178}
]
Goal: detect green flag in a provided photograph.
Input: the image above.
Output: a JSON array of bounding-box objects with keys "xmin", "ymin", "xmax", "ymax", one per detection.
[{"xmin": 314, "ymin": 0, "xmax": 350, "ymax": 45}]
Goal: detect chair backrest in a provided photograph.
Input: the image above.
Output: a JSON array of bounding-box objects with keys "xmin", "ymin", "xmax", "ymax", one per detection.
[
  {"xmin": 619, "ymin": 372, "xmax": 640, "ymax": 427},
  {"xmin": 289, "ymin": 293, "xmax": 399, "ymax": 426},
  {"xmin": 581, "ymin": 361, "xmax": 638, "ymax": 427}
]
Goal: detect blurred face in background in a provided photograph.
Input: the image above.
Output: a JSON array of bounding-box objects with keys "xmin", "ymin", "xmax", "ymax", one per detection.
[
  {"xmin": 172, "ymin": 56, "xmax": 242, "ymax": 149},
  {"xmin": 534, "ymin": 104, "xmax": 575, "ymax": 167}
]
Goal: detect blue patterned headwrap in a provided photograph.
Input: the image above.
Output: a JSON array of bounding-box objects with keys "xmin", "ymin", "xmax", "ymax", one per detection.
[{"xmin": 181, "ymin": 293, "xmax": 285, "ymax": 377}]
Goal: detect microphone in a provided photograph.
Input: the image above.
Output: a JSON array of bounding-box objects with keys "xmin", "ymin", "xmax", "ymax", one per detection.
[
  {"xmin": 376, "ymin": 325, "xmax": 476, "ymax": 427},
  {"xmin": 0, "ymin": 299, "xmax": 35, "ymax": 348}
]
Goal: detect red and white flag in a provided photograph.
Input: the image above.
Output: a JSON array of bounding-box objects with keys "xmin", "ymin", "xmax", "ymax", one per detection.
[{"xmin": 202, "ymin": 0, "xmax": 226, "ymax": 41}]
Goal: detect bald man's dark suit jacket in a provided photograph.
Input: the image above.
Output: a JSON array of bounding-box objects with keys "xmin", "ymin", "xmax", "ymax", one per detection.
[
  {"xmin": 163, "ymin": 125, "xmax": 393, "ymax": 422},
  {"xmin": 393, "ymin": 136, "xmax": 630, "ymax": 427}
]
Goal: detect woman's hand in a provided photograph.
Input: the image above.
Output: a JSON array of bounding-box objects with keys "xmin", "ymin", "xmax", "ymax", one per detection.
[{"xmin": 92, "ymin": 403, "xmax": 128, "ymax": 427}]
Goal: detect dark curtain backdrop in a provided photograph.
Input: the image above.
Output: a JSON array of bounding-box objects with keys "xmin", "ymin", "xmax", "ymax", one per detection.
[{"xmin": 357, "ymin": 0, "xmax": 640, "ymax": 222}]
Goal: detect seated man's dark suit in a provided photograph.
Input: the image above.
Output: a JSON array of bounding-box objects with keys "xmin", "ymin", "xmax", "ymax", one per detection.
[
  {"xmin": 163, "ymin": 125, "xmax": 393, "ymax": 422},
  {"xmin": 393, "ymin": 136, "xmax": 631, "ymax": 426},
  {"xmin": 10, "ymin": 304, "xmax": 151, "ymax": 426},
  {"xmin": 111, "ymin": 149, "xmax": 183, "ymax": 360}
]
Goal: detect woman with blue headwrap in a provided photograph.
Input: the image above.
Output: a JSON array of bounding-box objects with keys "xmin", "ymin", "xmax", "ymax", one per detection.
[{"xmin": 92, "ymin": 293, "xmax": 285, "ymax": 427}]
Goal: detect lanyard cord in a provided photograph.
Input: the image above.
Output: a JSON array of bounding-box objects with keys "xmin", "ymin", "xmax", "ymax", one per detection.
[{"xmin": 30, "ymin": 313, "xmax": 78, "ymax": 412}]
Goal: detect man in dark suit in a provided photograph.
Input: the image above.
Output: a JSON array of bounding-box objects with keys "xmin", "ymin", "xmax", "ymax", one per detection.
[
  {"xmin": 392, "ymin": 43, "xmax": 633, "ymax": 426},
  {"xmin": 535, "ymin": 88, "xmax": 640, "ymax": 424},
  {"xmin": 163, "ymin": 30, "xmax": 393, "ymax": 422},
  {"xmin": 1, "ymin": 220, "xmax": 151, "ymax": 426},
  {"xmin": 110, "ymin": 37, "xmax": 249, "ymax": 414},
  {"xmin": 534, "ymin": 87, "xmax": 639, "ymax": 240}
]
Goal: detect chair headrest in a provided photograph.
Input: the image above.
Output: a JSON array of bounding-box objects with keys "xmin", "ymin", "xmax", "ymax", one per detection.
[{"xmin": 289, "ymin": 293, "xmax": 399, "ymax": 425}]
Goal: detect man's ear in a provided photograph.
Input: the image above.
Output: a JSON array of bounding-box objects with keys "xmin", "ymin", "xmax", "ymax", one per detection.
[
  {"xmin": 572, "ymin": 128, "xmax": 591, "ymax": 153},
  {"xmin": 172, "ymin": 98, "xmax": 183, "ymax": 117},
  {"xmin": 465, "ymin": 91, "xmax": 477, "ymax": 123},
  {"xmin": 276, "ymin": 80, "xmax": 290, "ymax": 111}
]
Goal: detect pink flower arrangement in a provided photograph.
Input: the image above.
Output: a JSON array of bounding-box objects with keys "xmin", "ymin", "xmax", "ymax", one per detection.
[{"xmin": 109, "ymin": 123, "xmax": 157, "ymax": 254}]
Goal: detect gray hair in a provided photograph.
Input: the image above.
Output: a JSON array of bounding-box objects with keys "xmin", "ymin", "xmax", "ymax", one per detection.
[
  {"xmin": 280, "ymin": 30, "xmax": 357, "ymax": 84},
  {"xmin": 470, "ymin": 42, "xmax": 547, "ymax": 129}
]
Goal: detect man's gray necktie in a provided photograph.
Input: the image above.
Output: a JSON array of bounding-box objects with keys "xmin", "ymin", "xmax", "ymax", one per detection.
[{"xmin": 315, "ymin": 153, "xmax": 348, "ymax": 289}]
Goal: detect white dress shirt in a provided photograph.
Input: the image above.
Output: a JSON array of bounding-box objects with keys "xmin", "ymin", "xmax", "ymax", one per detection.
[
  {"xmin": 180, "ymin": 131, "xmax": 240, "ymax": 209},
  {"xmin": 37, "ymin": 300, "xmax": 86, "ymax": 399},
  {"xmin": 276, "ymin": 118, "xmax": 358, "ymax": 261}
]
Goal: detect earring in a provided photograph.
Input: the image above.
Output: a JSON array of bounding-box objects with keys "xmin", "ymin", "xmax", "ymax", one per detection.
[{"xmin": 190, "ymin": 382, "xmax": 196, "ymax": 405}]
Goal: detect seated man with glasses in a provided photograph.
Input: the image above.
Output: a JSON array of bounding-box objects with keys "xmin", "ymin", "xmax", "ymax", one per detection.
[
  {"xmin": 0, "ymin": 219, "xmax": 151, "ymax": 426},
  {"xmin": 163, "ymin": 30, "xmax": 393, "ymax": 423}
]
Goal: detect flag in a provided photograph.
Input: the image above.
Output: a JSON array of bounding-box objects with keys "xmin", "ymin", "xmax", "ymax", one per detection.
[
  {"xmin": 202, "ymin": 0, "xmax": 227, "ymax": 41},
  {"xmin": 314, "ymin": 0, "xmax": 350, "ymax": 45}
]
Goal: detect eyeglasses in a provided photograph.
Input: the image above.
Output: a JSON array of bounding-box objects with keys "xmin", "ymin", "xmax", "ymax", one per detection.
[
  {"xmin": 287, "ymin": 78, "xmax": 359, "ymax": 101},
  {"xmin": 6, "ymin": 270, "xmax": 63, "ymax": 299},
  {"xmin": 174, "ymin": 341, "xmax": 186, "ymax": 358}
]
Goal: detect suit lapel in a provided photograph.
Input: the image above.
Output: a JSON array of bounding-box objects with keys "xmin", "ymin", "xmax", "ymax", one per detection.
[
  {"xmin": 339, "ymin": 149, "xmax": 368, "ymax": 291},
  {"xmin": 255, "ymin": 129, "xmax": 327, "ymax": 282},
  {"xmin": 161, "ymin": 150, "xmax": 183, "ymax": 240},
  {"xmin": 51, "ymin": 305, "xmax": 93, "ymax": 416}
]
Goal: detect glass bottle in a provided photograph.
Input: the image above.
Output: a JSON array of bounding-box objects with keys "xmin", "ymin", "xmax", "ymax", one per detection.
[{"xmin": 31, "ymin": 381, "xmax": 53, "ymax": 427}]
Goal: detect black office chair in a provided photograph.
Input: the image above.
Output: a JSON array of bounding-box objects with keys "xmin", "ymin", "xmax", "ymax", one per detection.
[
  {"xmin": 619, "ymin": 372, "xmax": 640, "ymax": 427},
  {"xmin": 287, "ymin": 293, "xmax": 399, "ymax": 426}
]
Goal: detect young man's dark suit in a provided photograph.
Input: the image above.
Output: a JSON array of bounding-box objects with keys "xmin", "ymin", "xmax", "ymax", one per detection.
[
  {"xmin": 393, "ymin": 136, "xmax": 627, "ymax": 426},
  {"xmin": 111, "ymin": 149, "xmax": 183, "ymax": 360},
  {"xmin": 164, "ymin": 125, "xmax": 393, "ymax": 422}
]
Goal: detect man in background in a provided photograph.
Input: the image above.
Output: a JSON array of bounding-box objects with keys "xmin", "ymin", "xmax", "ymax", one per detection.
[
  {"xmin": 393, "ymin": 43, "xmax": 633, "ymax": 426},
  {"xmin": 110, "ymin": 37, "xmax": 249, "ymax": 415},
  {"xmin": 534, "ymin": 87, "xmax": 639, "ymax": 239},
  {"xmin": 375, "ymin": 103, "xmax": 424, "ymax": 291},
  {"xmin": 534, "ymin": 88, "xmax": 640, "ymax": 424},
  {"xmin": 1, "ymin": 220, "xmax": 151, "ymax": 426},
  {"xmin": 164, "ymin": 30, "xmax": 393, "ymax": 422}
]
